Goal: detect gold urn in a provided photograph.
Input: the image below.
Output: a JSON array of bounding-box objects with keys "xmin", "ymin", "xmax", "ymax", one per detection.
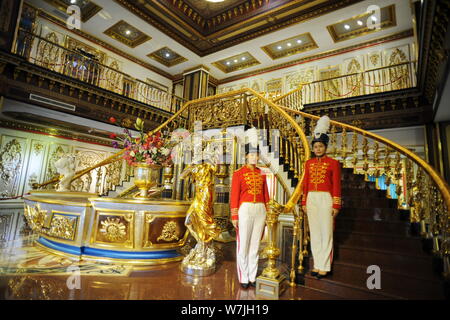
[{"xmin": 133, "ymin": 163, "xmax": 161, "ymax": 198}]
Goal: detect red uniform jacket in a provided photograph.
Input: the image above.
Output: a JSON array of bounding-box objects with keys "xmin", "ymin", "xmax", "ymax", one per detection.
[
  {"xmin": 301, "ymin": 155, "xmax": 342, "ymax": 209},
  {"xmin": 230, "ymin": 165, "xmax": 270, "ymax": 221}
]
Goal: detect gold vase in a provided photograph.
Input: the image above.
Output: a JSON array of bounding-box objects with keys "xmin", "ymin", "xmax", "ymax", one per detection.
[{"xmin": 133, "ymin": 163, "xmax": 161, "ymax": 198}]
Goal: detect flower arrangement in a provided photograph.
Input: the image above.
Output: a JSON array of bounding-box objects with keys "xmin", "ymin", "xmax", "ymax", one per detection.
[{"xmin": 109, "ymin": 117, "xmax": 177, "ymax": 167}]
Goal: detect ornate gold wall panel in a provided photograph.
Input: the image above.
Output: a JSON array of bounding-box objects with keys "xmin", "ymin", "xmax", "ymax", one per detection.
[
  {"xmin": 143, "ymin": 212, "xmax": 188, "ymax": 249},
  {"xmin": 0, "ymin": 127, "xmax": 119, "ymax": 198},
  {"xmin": 0, "ymin": 136, "xmax": 27, "ymax": 198},
  {"xmin": 43, "ymin": 211, "xmax": 79, "ymax": 241},
  {"xmin": 91, "ymin": 209, "xmax": 135, "ymax": 249}
]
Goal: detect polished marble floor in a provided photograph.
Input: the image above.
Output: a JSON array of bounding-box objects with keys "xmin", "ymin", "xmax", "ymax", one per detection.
[{"xmin": 0, "ymin": 235, "xmax": 341, "ymax": 300}]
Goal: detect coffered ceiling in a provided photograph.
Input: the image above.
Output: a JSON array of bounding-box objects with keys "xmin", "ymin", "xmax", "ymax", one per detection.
[{"xmin": 27, "ymin": 0, "xmax": 415, "ymax": 81}]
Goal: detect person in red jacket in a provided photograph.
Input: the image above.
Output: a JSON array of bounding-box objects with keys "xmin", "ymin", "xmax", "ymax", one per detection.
[
  {"xmin": 230, "ymin": 143, "xmax": 270, "ymax": 289},
  {"xmin": 301, "ymin": 116, "xmax": 341, "ymax": 279}
]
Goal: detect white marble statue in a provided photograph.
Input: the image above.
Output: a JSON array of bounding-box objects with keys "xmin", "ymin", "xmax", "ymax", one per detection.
[{"xmin": 54, "ymin": 154, "xmax": 76, "ymax": 192}]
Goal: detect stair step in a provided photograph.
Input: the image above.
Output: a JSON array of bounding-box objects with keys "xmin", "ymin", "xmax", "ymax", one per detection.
[
  {"xmin": 341, "ymin": 188, "xmax": 387, "ymax": 198},
  {"xmin": 342, "ymin": 197, "xmax": 397, "ymax": 208},
  {"xmin": 335, "ymin": 218, "xmax": 411, "ymax": 236},
  {"xmin": 305, "ymin": 261, "xmax": 445, "ymax": 299},
  {"xmin": 339, "ymin": 207, "xmax": 410, "ymax": 222},
  {"xmin": 334, "ymin": 231, "xmax": 425, "ymax": 254},
  {"xmin": 333, "ymin": 245, "xmax": 436, "ymax": 279}
]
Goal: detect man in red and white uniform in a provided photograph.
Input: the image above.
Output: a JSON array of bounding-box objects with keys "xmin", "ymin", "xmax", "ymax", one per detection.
[
  {"xmin": 230, "ymin": 145, "xmax": 270, "ymax": 289},
  {"xmin": 301, "ymin": 116, "xmax": 341, "ymax": 279}
]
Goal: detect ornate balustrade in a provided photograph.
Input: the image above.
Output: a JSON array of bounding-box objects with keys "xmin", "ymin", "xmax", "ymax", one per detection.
[
  {"xmin": 275, "ymin": 91, "xmax": 450, "ymax": 279},
  {"xmin": 275, "ymin": 61, "xmax": 417, "ymax": 111},
  {"xmin": 13, "ymin": 28, "xmax": 184, "ymax": 113}
]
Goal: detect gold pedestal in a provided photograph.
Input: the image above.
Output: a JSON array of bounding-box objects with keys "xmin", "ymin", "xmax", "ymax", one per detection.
[
  {"xmin": 255, "ymin": 200, "xmax": 286, "ymax": 299},
  {"xmin": 256, "ymin": 275, "xmax": 288, "ymax": 300},
  {"xmin": 181, "ymin": 242, "xmax": 217, "ymax": 277}
]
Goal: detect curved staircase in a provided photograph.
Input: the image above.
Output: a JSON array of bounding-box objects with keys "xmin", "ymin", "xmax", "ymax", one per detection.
[
  {"xmin": 301, "ymin": 168, "xmax": 447, "ymax": 299},
  {"xmin": 31, "ymin": 87, "xmax": 449, "ymax": 299}
]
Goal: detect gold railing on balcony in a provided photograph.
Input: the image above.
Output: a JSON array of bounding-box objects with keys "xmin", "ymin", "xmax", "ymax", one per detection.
[
  {"xmin": 13, "ymin": 28, "xmax": 185, "ymax": 113},
  {"xmin": 274, "ymin": 61, "xmax": 417, "ymax": 109}
]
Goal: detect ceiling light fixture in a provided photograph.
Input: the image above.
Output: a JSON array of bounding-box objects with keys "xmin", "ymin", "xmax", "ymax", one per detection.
[
  {"xmin": 125, "ymin": 30, "xmax": 131, "ymax": 35},
  {"xmin": 357, "ymin": 20, "xmax": 363, "ymax": 26},
  {"xmin": 296, "ymin": 40, "xmax": 302, "ymax": 44},
  {"xmin": 241, "ymin": 57, "xmax": 246, "ymax": 60},
  {"xmin": 70, "ymin": 0, "xmax": 77, "ymax": 3},
  {"xmin": 206, "ymin": 0, "xmax": 225, "ymax": 2},
  {"xmin": 344, "ymin": 24, "xmax": 350, "ymax": 30},
  {"xmin": 165, "ymin": 53, "xmax": 171, "ymax": 58},
  {"xmin": 287, "ymin": 43, "xmax": 292, "ymax": 47},
  {"xmin": 234, "ymin": 59, "xmax": 238, "ymax": 63},
  {"xmin": 226, "ymin": 61, "xmax": 230, "ymax": 65},
  {"xmin": 277, "ymin": 45, "xmax": 282, "ymax": 50},
  {"xmin": 371, "ymin": 16, "xmax": 377, "ymax": 22}
]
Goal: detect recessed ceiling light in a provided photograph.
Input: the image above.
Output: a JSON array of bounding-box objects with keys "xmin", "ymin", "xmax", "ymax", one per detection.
[
  {"xmin": 296, "ymin": 39, "xmax": 302, "ymax": 44},
  {"xmin": 344, "ymin": 24, "xmax": 350, "ymax": 30},
  {"xmin": 241, "ymin": 57, "xmax": 246, "ymax": 61},
  {"xmin": 234, "ymin": 59, "xmax": 238, "ymax": 63},
  {"xmin": 165, "ymin": 53, "xmax": 171, "ymax": 58},
  {"xmin": 226, "ymin": 61, "xmax": 230, "ymax": 65},
  {"xmin": 125, "ymin": 30, "xmax": 131, "ymax": 35},
  {"xmin": 357, "ymin": 20, "xmax": 363, "ymax": 26},
  {"xmin": 287, "ymin": 43, "xmax": 292, "ymax": 47},
  {"xmin": 70, "ymin": 0, "xmax": 77, "ymax": 3},
  {"xmin": 371, "ymin": 16, "xmax": 377, "ymax": 22},
  {"xmin": 277, "ymin": 45, "xmax": 282, "ymax": 50}
]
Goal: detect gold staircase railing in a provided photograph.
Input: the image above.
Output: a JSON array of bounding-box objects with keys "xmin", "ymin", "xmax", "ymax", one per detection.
[
  {"xmin": 35, "ymin": 88, "xmax": 310, "ymax": 209},
  {"xmin": 274, "ymin": 88, "xmax": 450, "ymax": 279},
  {"xmin": 33, "ymin": 89, "xmax": 311, "ymax": 285}
]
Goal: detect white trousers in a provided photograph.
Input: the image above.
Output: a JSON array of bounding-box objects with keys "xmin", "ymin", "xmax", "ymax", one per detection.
[
  {"xmin": 236, "ymin": 202, "xmax": 266, "ymax": 284},
  {"xmin": 306, "ymin": 192, "xmax": 334, "ymax": 272}
]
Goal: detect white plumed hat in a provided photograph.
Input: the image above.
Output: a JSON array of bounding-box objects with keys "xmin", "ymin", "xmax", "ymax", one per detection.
[{"xmin": 312, "ymin": 115, "xmax": 330, "ymax": 145}]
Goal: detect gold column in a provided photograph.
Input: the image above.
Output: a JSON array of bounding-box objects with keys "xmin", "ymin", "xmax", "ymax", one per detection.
[{"xmin": 183, "ymin": 65, "xmax": 210, "ymax": 101}]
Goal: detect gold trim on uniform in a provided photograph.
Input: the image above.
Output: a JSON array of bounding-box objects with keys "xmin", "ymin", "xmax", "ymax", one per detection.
[
  {"xmin": 310, "ymin": 162, "xmax": 330, "ymax": 186},
  {"xmin": 333, "ymin": 197, "xmax": 341, "ymax": 205},
  {"xmin": 243, "ymin": 171, "xmax": 264, "ymax": 199}
]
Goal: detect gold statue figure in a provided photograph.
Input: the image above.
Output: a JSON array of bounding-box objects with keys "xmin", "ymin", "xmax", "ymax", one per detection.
[{"xmin": 179, "ymin": 142, "xmax": 221, "ymax": 276}]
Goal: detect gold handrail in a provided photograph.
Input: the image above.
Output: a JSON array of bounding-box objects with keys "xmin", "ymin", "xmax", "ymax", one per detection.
[
  {"xmin": 273, "ymin": 84, "xmax": 305, "ymax": 103},
  {"xmin": 280, "ymin": 107, "xmax": 450, "ymax": 212},
  {"xmin": 157, "ymin": 87, "xmax": 311, "ymax": 214},
  {"xmin": 38, "ymin": 88, "xmax": 310, "ymax": 212}
]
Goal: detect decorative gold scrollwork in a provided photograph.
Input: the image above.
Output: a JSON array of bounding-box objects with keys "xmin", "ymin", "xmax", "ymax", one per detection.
[
  {"xmin": 47, "ymin": 215, "xmax": 77, "ymax": 240},
  {"xmin": 157, "ymin": 221, "xmax": 180, "ymax": 242},
  {"xmin": 100, "ymin": 217, "xmax": 127, "ymax": 242}
]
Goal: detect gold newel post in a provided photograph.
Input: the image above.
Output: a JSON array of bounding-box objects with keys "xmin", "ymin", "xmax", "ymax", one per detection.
[{"xmin": 256, "ymin": 200, "xmax": 288, "ymax": 299}]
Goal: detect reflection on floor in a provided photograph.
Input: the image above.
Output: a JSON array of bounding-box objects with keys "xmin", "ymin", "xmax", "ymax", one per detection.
[{"xmin": 0, "ymin": 234, "xmax": 342, "ymax": 300}]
